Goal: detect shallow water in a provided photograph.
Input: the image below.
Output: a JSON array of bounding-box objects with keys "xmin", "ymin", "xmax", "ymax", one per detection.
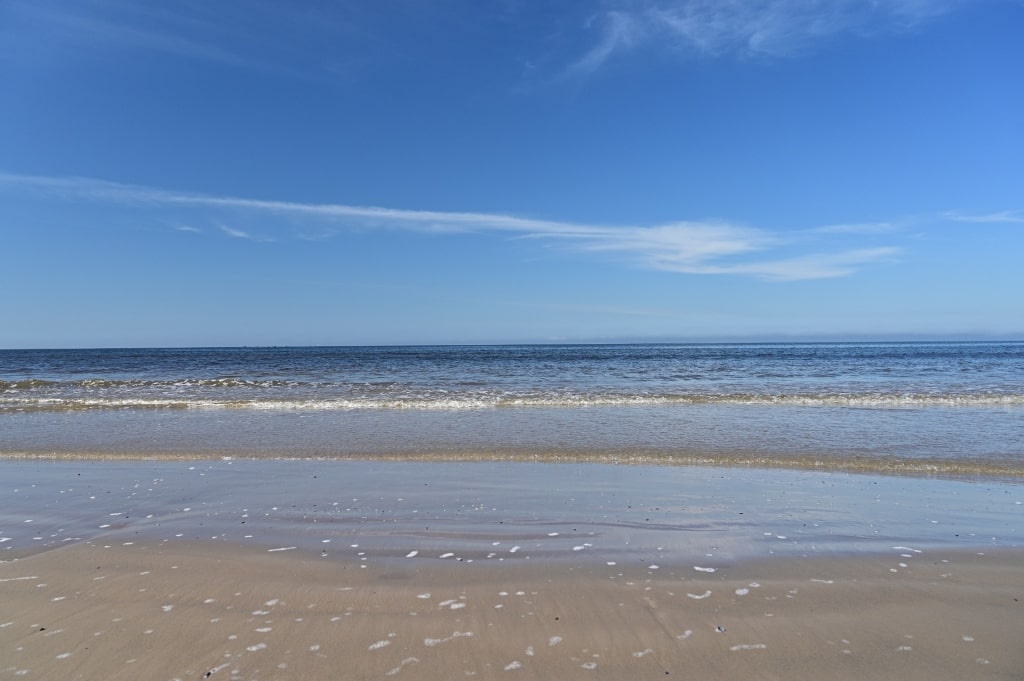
[{"xmin": 2, "ymin": 460, "xmax": 1020, "ymax": 565}]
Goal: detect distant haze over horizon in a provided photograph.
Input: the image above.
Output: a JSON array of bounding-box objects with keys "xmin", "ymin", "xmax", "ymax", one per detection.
[{"xmin": 5, "ymin": 335, "xmax": 1024, "ymax": 352}]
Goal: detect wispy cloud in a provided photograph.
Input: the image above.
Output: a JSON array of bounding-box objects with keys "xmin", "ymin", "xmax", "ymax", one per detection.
[
  {"xmin": 565, "ymin": 11, "xmax": 646, "ymax": 77},
  {"xmin": 813, "ymin": 221, "xmax": 901, "ymax": 235},
  {"xmin": 565, "ymin": 0, "xmax": 959, "ymax": 74},
  {"xmin": 682, "ymin": 247, "xmax": 902, "ymax": 280},
  {"xmin": 6, "ymin": 2, "xmax": 355, "ymax": 80},
  {"xmin": 943, "ymin": 210, "xmax": 1024, "ymax": 224},
  {"xmin": 1, "ymin": 172, "xmax": 901, "ymax": 281},
  {"xmin": 219, "ymin": 224, "xmax": 253, "ymax": 239},
  {"xmin": 32, "ymin": 7, "xmax": 257, "ymax": 69}
]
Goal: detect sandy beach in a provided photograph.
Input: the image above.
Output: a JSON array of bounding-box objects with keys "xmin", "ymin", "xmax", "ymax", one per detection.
[
  {"xmin": 2, "ymin": 458, "xmax": 1022, "ymax": 680},
  {"xmin": 3, "ymin": 539, "xmax": 1022, "ymax": 680}
]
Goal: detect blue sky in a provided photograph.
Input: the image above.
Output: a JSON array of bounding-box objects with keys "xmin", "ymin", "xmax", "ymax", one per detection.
[{"xmin": 2, "ymin": 0, "xmax": 1022, "ymax": 347}]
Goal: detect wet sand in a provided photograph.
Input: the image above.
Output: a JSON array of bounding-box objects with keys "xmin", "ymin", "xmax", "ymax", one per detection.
[
  {"xmin": 2, "ymin": 541, "xmax": 1022, "ymax": 680},
  {"xmin": 1, "ymin": 459, "xmax": 1022, "ymax": 679}
]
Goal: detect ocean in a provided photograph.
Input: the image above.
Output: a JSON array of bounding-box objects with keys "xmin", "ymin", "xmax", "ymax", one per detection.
[{"xmin": 2, "ymin": 342, "xmax": 1022, "ymax": 477}]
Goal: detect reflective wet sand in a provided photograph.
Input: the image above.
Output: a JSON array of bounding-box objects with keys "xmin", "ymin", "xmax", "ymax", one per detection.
[{"xmin": 1, "ymin": 459, "xmax": 1021, "ymax": 679}]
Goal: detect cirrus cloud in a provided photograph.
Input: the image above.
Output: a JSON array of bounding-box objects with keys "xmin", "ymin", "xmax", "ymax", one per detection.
[
  {"xmin": 567, "ymin": 0, "xmax": 961, "ymax": 75},
  {"xmin": 2, "ymin": 171, "xmax": 902, "ymax": 281}
]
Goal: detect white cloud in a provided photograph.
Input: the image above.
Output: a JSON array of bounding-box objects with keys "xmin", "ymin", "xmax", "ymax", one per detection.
[
  {"xmin": 678, "ymin": 247, "xmax": 902, "ymax": 280},
  {"xmin": 1, "ymin": 172, "xmax": 901, "ymax": 281},
  {"xmin": 567, "ymin": 0, "xmax": 958, "ymax": 72},
  {"xmin": 528, "ymin": 221, "xmax": 774, "ymax": 271},
  {"xmin": 9, "ymin": 1, "xmax": 965, "ymax": 85}
]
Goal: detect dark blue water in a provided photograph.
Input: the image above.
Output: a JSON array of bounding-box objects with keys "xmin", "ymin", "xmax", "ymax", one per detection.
[{"xmin": 1, "ymin": 343, "xmax": 1022, "ymax": 475}]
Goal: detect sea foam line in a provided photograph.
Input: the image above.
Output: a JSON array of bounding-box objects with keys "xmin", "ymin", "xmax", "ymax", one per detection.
[{"xmin": 5, "ymin": 392, "xmax": 1024, "ymax": 414}]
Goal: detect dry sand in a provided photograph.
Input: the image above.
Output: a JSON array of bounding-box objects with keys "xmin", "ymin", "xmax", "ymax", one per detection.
[{"xmin": 2, "ymin": 540, "xmax": 1022, "ymax": 680}]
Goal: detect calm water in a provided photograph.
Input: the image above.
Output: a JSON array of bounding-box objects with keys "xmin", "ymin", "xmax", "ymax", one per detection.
[
  {"xmin": 2, "ymin": 459, "xmax": 1020, "ymax": 561},
  {"xmin": 2, "ymin": 343, "xmax": 1022, "ymax": 476}
]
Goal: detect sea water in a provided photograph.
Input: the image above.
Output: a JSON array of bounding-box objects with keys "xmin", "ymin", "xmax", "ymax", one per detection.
[{"xmin": 1, "ymin": 343, "xmax": 1022, "ymax": 476}]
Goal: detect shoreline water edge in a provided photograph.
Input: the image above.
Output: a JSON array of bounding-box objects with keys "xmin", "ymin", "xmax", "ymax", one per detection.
[{"xmin": 1, "ymin": 459, "xmax": 1022, "ymax": 680}]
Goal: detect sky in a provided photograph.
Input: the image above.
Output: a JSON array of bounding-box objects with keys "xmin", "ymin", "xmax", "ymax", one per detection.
[{"xmin": 2, "ymin": 0, "xmax": 1023, "ymax": 348}]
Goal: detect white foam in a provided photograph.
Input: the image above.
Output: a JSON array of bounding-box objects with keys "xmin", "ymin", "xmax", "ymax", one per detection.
[
  {"xmin": 693, "ymin": 566, "xmax": 716, "ymax": 573},
  {"xmin": 385, "ymin": 657, "xmax": 420, "ymax": 676},
  {"xmin": 405, "ymin": 551, "xmax": 419, "ymax": 558},
  {"xmin": 548, "ymin": 636, "xmax": 562, "ymax": 646},
  {"xmin": 504, "ymin": 661, "xmax": 522, "ymax": 671},
  {"xmin": 246, "ymin": 643, "xmax": 267, "ymax": 652},
  {"xmin": 368, "ymin": 640, "xmax": 391, "ymax": 651},
  {"xmin": 425, "ymin": 631, "xmax": 473, "ymax": 647},
  {"xmin": 677, "ymin": 630, "xmax": 693, "ymax": 640},
  {"xmin": 632, "ymin": 648, "xmax": 653, "ymax": 658},
  {"xmin": 687, "ymin": 591, "xmax": 712, "ymax": 599},
  {"xmin": 730, "ymin": 644, "xmax": 767, "ymax": 651}
]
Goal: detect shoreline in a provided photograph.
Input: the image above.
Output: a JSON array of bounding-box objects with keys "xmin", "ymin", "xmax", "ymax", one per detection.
[
  {"xmin": 2, "ymin": 457, "xmax": 1021, "ymax": 679},
  {"xmin": 3, "ymin": 450, "xmax": 1022, "ymax": 481}
]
